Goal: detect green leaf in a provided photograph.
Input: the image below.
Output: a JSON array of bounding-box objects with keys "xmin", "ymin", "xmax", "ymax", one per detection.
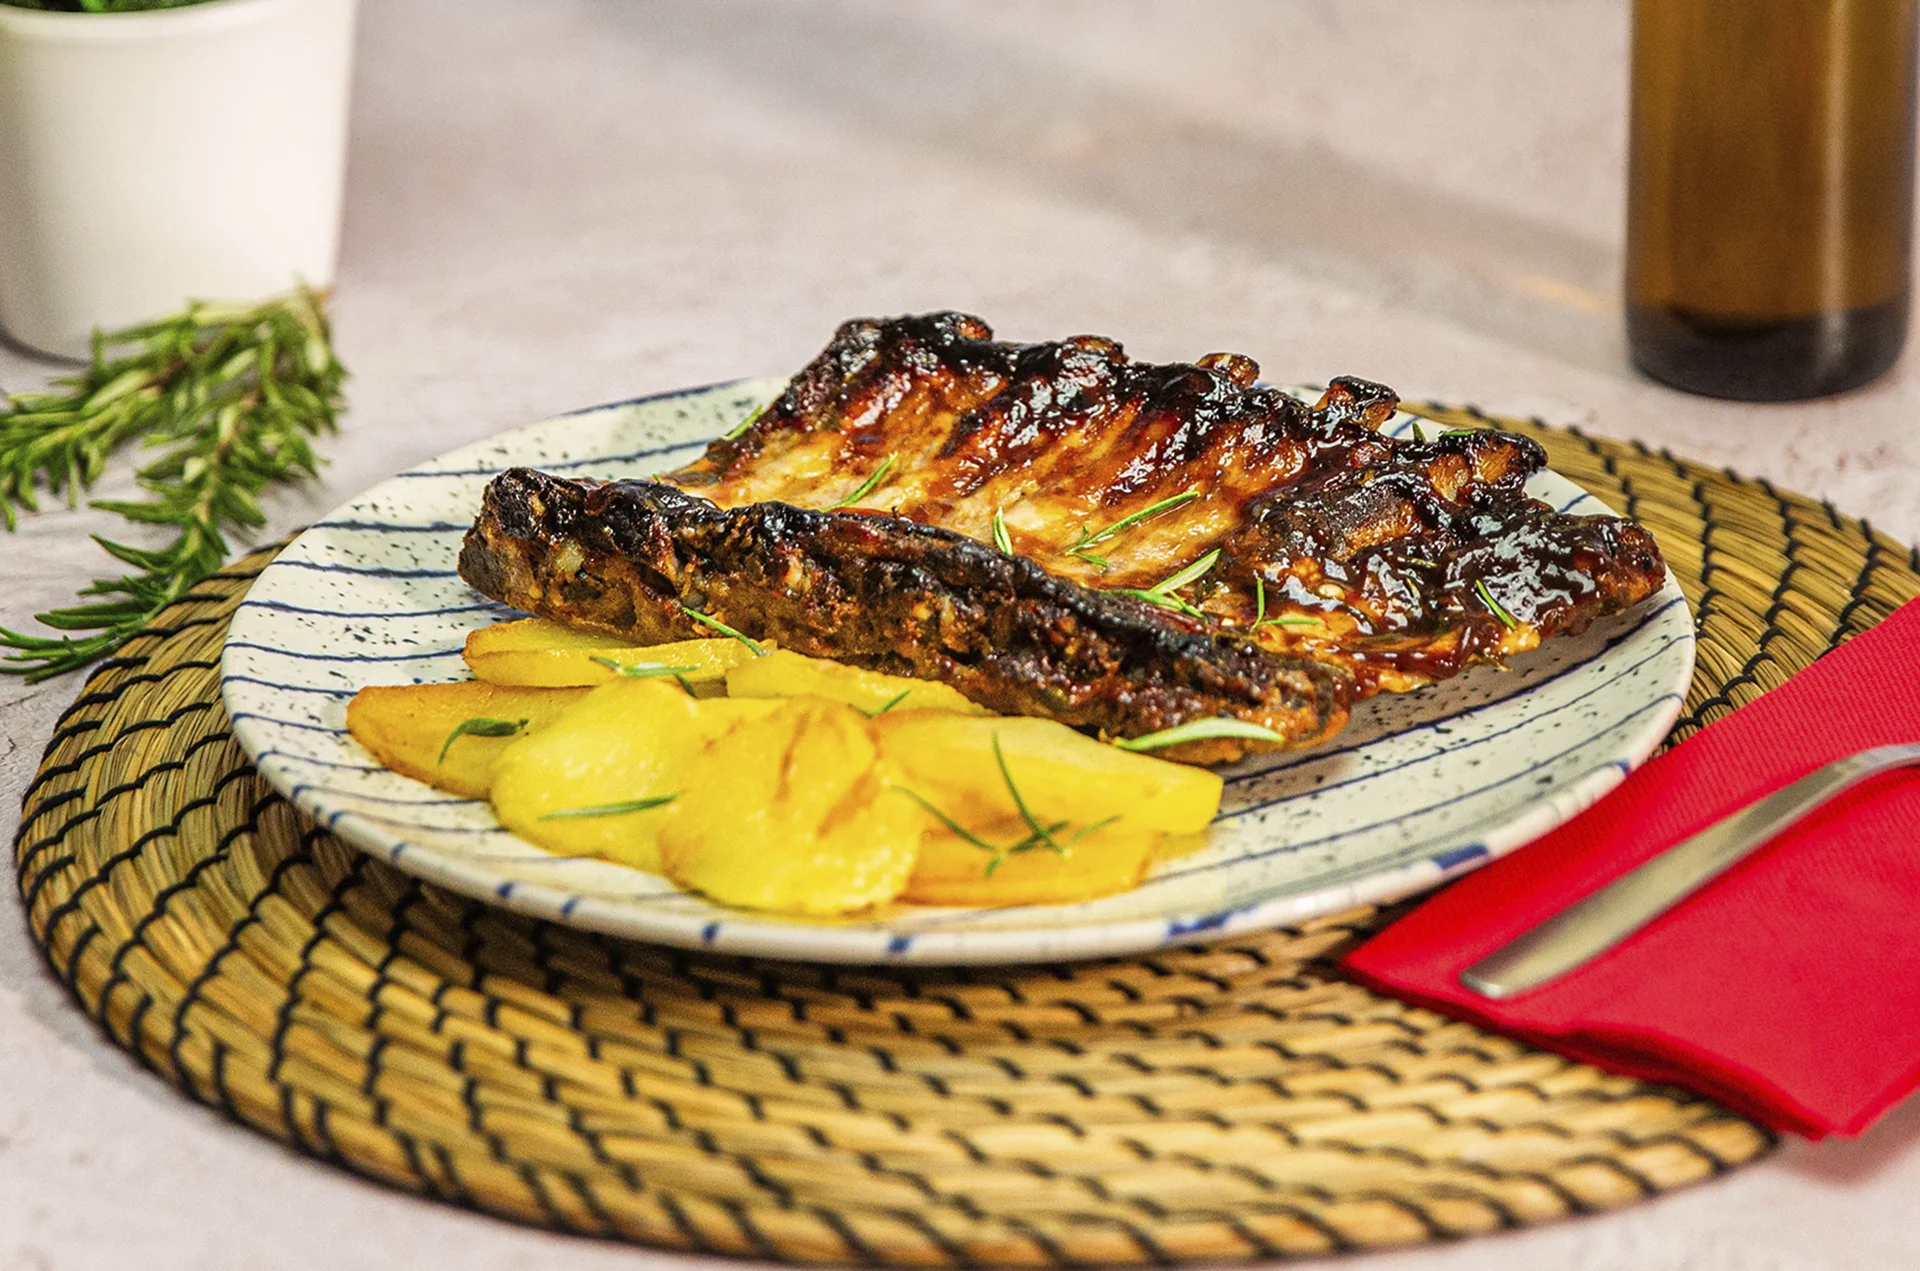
[
  {"xmin": 539, "ymin": 795, "xmax": 679, "ymax": 820},
  {"xmin": 823, "ymin": 454, "xmax": 895, "ymax": 511},
  {"xmin": 1111, "ymin": 718, "xmax": 1292, "ymax": 753},
  {"xmin": 1069, "ymin": 490, "xmax": 1199, "ymax": 561},
  {"xmin": 992, "ymin": 507, "xmax": 1013, "ymax": 555},
  {"xmin": 0, "ymin": 285, "xmax": 344, "ymax": 679},
  {"xmin": 679, "ymin": 604, "xmax": 768, "ymax": 656},
  {"xmin": 1475, "ymin": 578, "xmax": 1519, "ymax": 629},
  {"xmin": 437, "ymin": 716, "xmax": 528, "ymax": 765}
]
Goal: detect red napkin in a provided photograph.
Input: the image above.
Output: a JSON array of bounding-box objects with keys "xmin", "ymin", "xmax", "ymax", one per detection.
[{"xmin": 1344, "ymin": 598, "xmax": 1920, "ymax": 1138}]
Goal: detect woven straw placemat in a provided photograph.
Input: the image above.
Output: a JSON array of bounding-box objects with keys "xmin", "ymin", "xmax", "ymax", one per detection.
[{"xmin": 15, "ymin": 407, "xmax": 1919, "ymax": 1264}]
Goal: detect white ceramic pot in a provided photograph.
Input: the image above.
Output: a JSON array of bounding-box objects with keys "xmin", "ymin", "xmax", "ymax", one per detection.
[{"xmin": 0, "ymin": 0, "xmax": 357, "ymax": 359}]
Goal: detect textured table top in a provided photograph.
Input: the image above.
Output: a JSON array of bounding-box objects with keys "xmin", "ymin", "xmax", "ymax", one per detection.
[{"xmin": 5, "ymin": 2, "xmax": 1920, "ymax": 1267}]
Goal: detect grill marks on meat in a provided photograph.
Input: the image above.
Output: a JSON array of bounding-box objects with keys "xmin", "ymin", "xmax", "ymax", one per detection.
[
  {"xmin": 665, "ymin": 312, "xmax": 1667, "ymax": 694},
  {"xmin": 458, "ymin": 312, "xmax": 1668, "ymax": 758},
  {"xmin": 459, "ymin": 470, "xmax": 1350, "ymax": 759}
]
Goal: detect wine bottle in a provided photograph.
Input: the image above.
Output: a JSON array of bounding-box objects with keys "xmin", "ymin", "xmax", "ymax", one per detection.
[{"xmin": 1626, "ymin": 0, "xmax": 1918, "ymax": 400}]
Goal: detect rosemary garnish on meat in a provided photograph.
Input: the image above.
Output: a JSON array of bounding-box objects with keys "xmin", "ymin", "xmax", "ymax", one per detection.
[
  {"xmin": 824, "ymin": 454, "xmax": 895, "ymax": 510},
  {"xmin": 1112, "ymin": 718, "xmax": 1290, "ymax": 753},
  {"xmin": 991, "ymin": 506, "xmax": 1013, "ymax": 554},
  {"xmin": 438, "ymin": 716, "xmax": 528, "ymax": 764},
  {"xmin": 589, "ymin": 654, "xmax": 699, "ymax": 695},
  {"xmin": 538, "ymin": 794, "xmax": 678, "ymax": 820},
  {"xmin": 1111, "ymin": 548, "xmax": 1220, "ymax": 619},
  {"xmin": 1250, "ymin": 576, "xmax": 1318, "ymax": 629},
  {"xmin": 1067, "ymin": 489, "xmax": 1199, "ymax": 569},
  {"xmin": 1474, "ymin": 578, "xmax": 1519, "ymax": 629},
  {"xmin": 722, "ymin": 403, "xmax": 767, "ymax": 441},
  {"xmin": 680, "ymin": 604, "xmax": 769, "ymax": 655}
]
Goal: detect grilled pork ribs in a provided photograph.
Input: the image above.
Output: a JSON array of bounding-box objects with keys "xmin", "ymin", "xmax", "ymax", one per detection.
[{"xmin": 459, "ymin": 313, "xmax": 1667, "ymax": 761}]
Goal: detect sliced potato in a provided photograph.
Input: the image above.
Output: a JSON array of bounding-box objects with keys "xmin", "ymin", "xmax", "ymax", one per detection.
[
  {"xmin": 903, "ymin": 817, "xmax": 1161, "ymax": 906},
  {"xmin": 876, "ymin": 711, "xmax": 1222, "ymax": 839},
  {"xmin": 465, "ymin": 617, "xmax": 753, "ymax": 689},
  {"xmin": 725, "ymin": 648, "xmax": 985, "ymax": 716},
  {"xmin": 659, "ymin": 698, "xmax": 920, "ymax": 914},
  {"xmin": 345, "ymin": 681, "xmax": 589, "ymax": 798},
  {"xmin": 490, "ymin": 679, "xmax": 779, "ymax": 872}
]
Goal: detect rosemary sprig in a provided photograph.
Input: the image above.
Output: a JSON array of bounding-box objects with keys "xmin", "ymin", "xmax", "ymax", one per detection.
[
  {"xmin": 1110, "ymin": 548, "xmax": 1220, "ymax": 619},
  {"xmin": 438, "ymin": 716, "xmax": 528, "ymax": 765},
  {"xmin": 679, "ymin": 604, "xmax": 769, "ymax": 656},
  {"xmin": 824, "ymin": 455, "xmax": 895, "ymax": 510},
  {"xmin": 1249, "ymin": 576, "xmax": 1318, "ymax": 629},
  {"xmin": 1068, "ymin": 490, "xmax": 1199, "ymax": 568},
  {"xmin": 865, "ymin": 689, "xmax": 912, "ymax": 717},
  {"xmin": 589, "ymin": 654, "xmax": 699, "ymax": 696},
  {"xmin": 991, "ymin": 507, "xmax": 1014, "ymax": 555},
  {"xmin": 0, "ymin": 287, "xmax": 344, "ymax": 680},
  {"xmin": 1474, "ymin": 578, "xmax": 1519, "ymax": 629},
  {"xmin": 1439, "ymin": 428, "xmax": 1478, "ymax": 438},
  {"xmin": 992, "ymin": 734, "xmax": 1062, "ymax": 853},
  {"xmin": 539, "ymin": 794, "xmax": 678, "ymax": 820},
  {"xmin": 722, "ymin": 403, "xmax": 767, "ymax": 441},
  {"xmin": 897, "ymin": 732, "xmax": 1123, "ymax": 875},
  {"xmin": 1112, "ymin": 718, "xmax": 1290, "ymax": 753}
]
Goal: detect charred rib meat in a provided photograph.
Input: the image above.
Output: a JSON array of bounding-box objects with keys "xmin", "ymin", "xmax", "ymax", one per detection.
[{"xmin": 459, "ymin": 313, "xmax": 1667, "ymax": 759}]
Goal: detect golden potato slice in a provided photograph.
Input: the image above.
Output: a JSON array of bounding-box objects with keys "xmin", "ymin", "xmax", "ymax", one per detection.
[
  {"xmin": 345, "ymin": 681, "xmax": 589, "ymax": 799},
  {"xmin": 464, "ymin": 617, "xmax": 753, "ymax": 689},
  {"xmin": 876, "ymin": 712, "xmax": 1222, "ymax": 839},
  {"xmin": 725, "ymin": 648, "xmax": 985, "ymax": 716},
  {"xmin": 660, "ymin": 698, "xmax": 920, "ymax": 914},
  {"xmin": 903, "ymin": 817, "xmax": 1161, "ymax": 906},
  {"xmin": 490, "ymin": 679, "xmax": 779, "ymax": 872}
]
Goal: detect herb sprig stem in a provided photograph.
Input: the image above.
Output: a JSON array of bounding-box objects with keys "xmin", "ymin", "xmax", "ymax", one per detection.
[
  {"xmin": 0, "ymin": 286, "xmax": 344, "ymax": 680},
  {"xmin": 1069, "ymin": 490, "xmax": 1199, "ymax": 568}
]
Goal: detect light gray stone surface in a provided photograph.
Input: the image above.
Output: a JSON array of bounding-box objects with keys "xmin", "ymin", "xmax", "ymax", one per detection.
[{"xmin": 3, "ymin": 2, "xmax": 1918, "ymax": 1266}]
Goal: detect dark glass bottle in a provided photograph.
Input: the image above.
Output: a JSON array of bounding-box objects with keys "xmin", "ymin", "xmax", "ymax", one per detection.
[{"xmin": 1626, "ymin": 0, "xmax": 1918, "ymax": 400}]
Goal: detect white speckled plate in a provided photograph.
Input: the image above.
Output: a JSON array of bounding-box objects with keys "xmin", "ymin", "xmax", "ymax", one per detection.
[{"xmin": 221, "ymin": 378, "xmax": 1693, "ymax": 965}]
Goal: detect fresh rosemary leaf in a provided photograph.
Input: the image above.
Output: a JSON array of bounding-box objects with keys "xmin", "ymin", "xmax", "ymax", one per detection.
[
  {"xmin": 1150, "ymin": 547, "xmax": 1220, "ymax": 596},
  {"xmin": 722, "ymin": 403, "xmax": 766, "ymax": 441},
  {"xmin": 680, "ymin": 604, "xmax": 768, "ymax": 655},
  {"xmin": 896, "ymin": 788, "xmax": 1000, "ymax": 853},
  {"xmin": 589, "ymin": 655, "xmax": 699, "ymax": 695},
  {"xmin": 589, "ymin": 656, "xmax": 700, "ymax": 678},
  {"xmin": 865, "ymin": 689, "xmax": 912, "ymax": 717},
  {"xmin": 1409, "ymin": 420, "xmax": 1428, "ymax": 442},
  {"xmin": 1475, "ymin": 578, "xmax": 1519, "ymax": 629},
  {"xmin": 992, "ymin": 734, "xmax": 1063, "ymax": 854},
  {"xmin": 1439, "ymin": 428, "xmax": 1478, "ymax": 438},
  {"xmin": 438, "ymin": 716, "xmax": 527, "ymax": 765},
  {"xmin": 1112, "ymin": 587, "xmax": 1206, "ymax": 619},
  {"xmin": 1112, "ymin": 718, "xmax": 1290, "ymax": 753},
  {"xmin": 538, "ymin": 794, "xmax": 678, "ymax": 820},
  {"xmin": 824, "ymin": 454, "xmax": 895, "ymax": 510},
  {"xmin": 0, "ymin": 286, "xmax": 344, "ymax": 680},
  {"xmin": 1069, "ymin": 490, "xmax": 1199, "ymax": 562},
  {"xmin": 991, "ymin": 506, "xmax": 1013, "ymax": 555}
]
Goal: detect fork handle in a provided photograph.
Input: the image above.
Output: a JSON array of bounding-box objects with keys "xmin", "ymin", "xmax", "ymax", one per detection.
[{"xmin": 1460, "ymin": 742, "xmax": 1920, "ymax": 999}]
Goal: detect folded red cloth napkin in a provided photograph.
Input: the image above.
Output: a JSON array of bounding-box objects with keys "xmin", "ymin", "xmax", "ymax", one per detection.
[{"xmin": 1344, "ymin": 598, "xmax": 1920, "ymax": 1139}]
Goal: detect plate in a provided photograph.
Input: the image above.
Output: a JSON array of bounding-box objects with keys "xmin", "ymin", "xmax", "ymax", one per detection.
[{"xmin": 221, "ymin": 378, "xmax": 1694, "ymax": 964}]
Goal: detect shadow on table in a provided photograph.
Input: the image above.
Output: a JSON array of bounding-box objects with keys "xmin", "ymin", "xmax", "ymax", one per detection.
[
  {"xmin": 618, "ymin": 0, "xmax": 1631, "ymax": 377},
  {"xmin": 1779, "ymin": 1095, "xmax": 1920, "ymax": 1186}
]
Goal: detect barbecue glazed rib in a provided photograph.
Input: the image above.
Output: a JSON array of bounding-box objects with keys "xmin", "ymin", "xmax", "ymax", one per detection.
[{"xmin": 459, "ymin": 313, "xmax": 1667, "ymax": 761}]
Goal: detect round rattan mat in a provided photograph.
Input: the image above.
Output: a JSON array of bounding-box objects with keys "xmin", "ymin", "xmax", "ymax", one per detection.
[{"xmin": 16, "ymin": 407, "xmax": 1919, "ymax": 1264}]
